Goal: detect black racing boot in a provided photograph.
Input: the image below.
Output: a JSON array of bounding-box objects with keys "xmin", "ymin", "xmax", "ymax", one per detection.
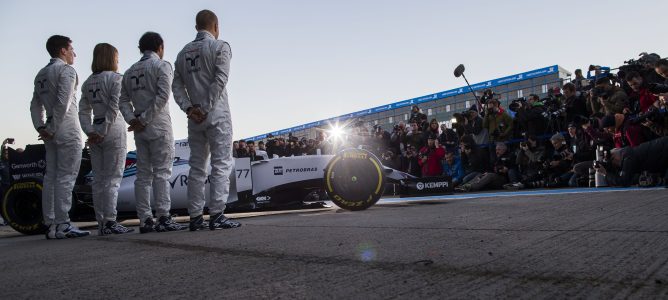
[
  {"xmin": 139, "ymin": 217, "xmax": 156, "ymax": 234},
  {"xmin": 189, "ymin": 215, "xmax": 208, "ymax": 231},
  {"xmin": 209, "ymin": 213, "xmax": 241, "ymax": 230},
  {"xmin": 155, "ymin": 216, "xmax": 188, "ymax": 232}
]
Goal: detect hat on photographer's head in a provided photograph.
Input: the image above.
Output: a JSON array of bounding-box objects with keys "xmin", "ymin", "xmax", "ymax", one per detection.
[
  {"xmin": 469, "ymin": 105, "xmax": 479, "ymax": 112},
  {"xmin": 567, "ymin": 122, "xmax": 577, "ymax": 129},
  {"xmin": 600, "ymin": 114, "xmax": 616, "ymax": 128},
  {"xmin": 550, "ymin": 132, "xmax": 565, "ymax": 143}
]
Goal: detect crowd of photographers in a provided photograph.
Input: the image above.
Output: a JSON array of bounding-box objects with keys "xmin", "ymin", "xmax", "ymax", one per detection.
[{"xmin": 235, "ymin": 53, "xmax": 668, "ymax": 190}]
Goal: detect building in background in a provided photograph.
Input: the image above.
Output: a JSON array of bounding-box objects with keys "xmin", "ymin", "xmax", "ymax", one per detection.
[{"xmin": 245, "ymin": 65, "xmax": 570, "ymax": 141}]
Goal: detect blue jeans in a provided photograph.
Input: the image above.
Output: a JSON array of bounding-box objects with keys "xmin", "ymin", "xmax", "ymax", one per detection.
[{"xmin": 462, "ymin": 172, "xmax": 481, "ymax": 185}]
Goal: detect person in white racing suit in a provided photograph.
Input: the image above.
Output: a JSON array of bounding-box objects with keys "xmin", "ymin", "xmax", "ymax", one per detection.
[
  {"xmin": 119, "ymin": 32, "xmax": 186, "ymax": 233},
  {"xmin": 29, "ymin": 35, "xmax": 90, "ymax": 239},
  {"xmin": 79, "ymin": 43, "xmax": 134, "ymax": 235},
  {"xmin": 172, "ymin": 10, "xmax": 241, "ymax": 230}
]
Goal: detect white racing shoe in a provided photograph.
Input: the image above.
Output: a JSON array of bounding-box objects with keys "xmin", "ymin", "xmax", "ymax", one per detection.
[
  {"xmin": 55, "ymin": 223, "xmax": 91, "ymax": 239},
  {"xmin": 45, "ymin": 224, "xmax": 57, "ymax": 240}
]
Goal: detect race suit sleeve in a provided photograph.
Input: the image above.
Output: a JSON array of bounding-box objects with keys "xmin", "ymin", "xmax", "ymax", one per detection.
[
  {"xmin": 207, "ymin": 41, "xmax": 231, "ymax": 107},
  {"xmin": 119, "ymin": 75, "xmax": 135, "ymax": 124},
  {"xmin": 138, "ymin": 62, "xmax": 173, "ymax": 126},
  {"xmin": 30, "ymin": 78, "xmax": 46, "ymax": 131},
  {"xmin": 100, "ymin": 74, "xmax": 123, "ymax": 136},
  {"xmin": 172, "ymin": 54, "xmax": 193, "ymax": 113},
  {"xmin": 78, "ymin": 81, "xmax": 95, "ymax": 135},
  {"xmin": 46, "ymin": 66, "xmax": 77, "ymax": 135}
]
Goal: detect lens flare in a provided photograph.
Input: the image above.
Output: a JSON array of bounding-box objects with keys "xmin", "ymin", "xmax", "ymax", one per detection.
[
  {"xmin": 356, "ymin": 242, "xmax": 377, "ymax": 262},
  {"xmin": 328, "ymin": 124, "xmax": 344, "ymax": 141}
]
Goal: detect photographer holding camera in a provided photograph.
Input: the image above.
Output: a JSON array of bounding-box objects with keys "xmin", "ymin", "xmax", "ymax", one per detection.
[
  {"xmin": 483, "ymin": 99, "xmax": 513, "ymax": 142},
  {"xmin": 462, "ymin": 106, "xmax": 488, "ymax": 146},
  {"xmin": 503, "ymin": 135, "xmax": 546, "ymax": 190},
  {"xmin": 389, "ymin": 122, "xmax": 407, "ymax": 157},
  {"xmin": 409, "ymin": 105, "xmax": 426, "ymax": 125},
  {"xmin": 439, "ymin": 123, "xmax": 459, "ymax": 154},
  {"xmin": 401, "ymin": 145, "xmax": 422, "ymax": 177},
  {"xmin": 418, "ymin": 134, "xmax": 446, "ymax": 177},
  {"xmin": 563, "ymin": 83, "xmax": 588, "ymax": 125},
  {"xmin": 483, "ymin": 99, "xmax": 513, "ymax": 161},
  {"xmin": 625, "ymin": 71, "xmax": 659, "ymax": 114},
  {"xmin": 456, "ymin": 142, "xmax": 517, "ymax": 192},
  {"xmin": 595, "ymin": 136, "xmax": 668, "ymax": 187},
  {"xmin": 459, "ymin": 136, "xmax": 489, "ymax": 185},
  {"xmin": 545, "ymin": 133, "xmax": 575, "ymax": 187},
  {"xmin": 593, "ymin": 77, "xmax": 629, "ymax": 115},
  {"xmin": 406, "ymin": 121, "xmax": 425, "ymax": 153},
  {"xmin": 600, "ymin": 114, "xmax": 650, "ymax": 148},
  {"xmin": 515, "ymin": 94, "xmax": 547, "ymax": 137}
]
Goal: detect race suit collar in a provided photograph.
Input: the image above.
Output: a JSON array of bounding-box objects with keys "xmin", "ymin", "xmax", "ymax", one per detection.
[
  {"xmin": 49, "ymin": 57, "xmax": 66, "ymax": 66},
  {"xmin": 141, "ymin": 51, "xmax": 160, "ymax": 60},
  {"xmin": 195, "ymin": 30, "xmax": 215, "ymax": 41}
]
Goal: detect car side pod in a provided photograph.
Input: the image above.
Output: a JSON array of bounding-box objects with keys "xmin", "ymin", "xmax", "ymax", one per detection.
[{"xmin": 323, "ymin": 148, "xmax": 386, "ymax": 211}]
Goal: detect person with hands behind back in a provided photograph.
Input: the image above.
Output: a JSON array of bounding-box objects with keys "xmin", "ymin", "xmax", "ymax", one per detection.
[{"xmin": 79, "ymin": 43, "xmax": 134, "ymax": 236}]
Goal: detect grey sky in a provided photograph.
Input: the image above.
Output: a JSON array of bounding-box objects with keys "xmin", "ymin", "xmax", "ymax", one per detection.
[{"xmin": 0, "ymin": 0, "xmax": 666, "ymax": 149}]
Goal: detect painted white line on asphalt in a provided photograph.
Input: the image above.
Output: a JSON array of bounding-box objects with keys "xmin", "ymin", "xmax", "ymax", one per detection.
[{"xmin": 378, "ymin": 187, "xmax": 666, "ymax": 204}]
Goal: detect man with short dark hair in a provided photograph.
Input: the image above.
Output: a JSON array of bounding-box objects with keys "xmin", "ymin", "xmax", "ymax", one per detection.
[
  {"xmin": 515, "ymin": 94, "xmax": 547, "ymax": 137},
  {"xmin": 456, "ymin": 142, "xmax": 517, "ymax": 192},
  {"xmin": 625, "ymin": 71, "xmax": 658, "ymax": 113},
  {"xmin": 173, "ymin": 10, "xmax": 241, "ymax": 230},
  {"xmin": 594, "ymin": 77, "xmax": 629, "ymax": 114},
  {"xmin": 563, "ymin": 82, "xmax": 588, "ymax": 124},
  {"xmin": 120, "ymin": 32, "xmax": 187, "ymax": 233},
  {"xmin": 30, "ymin": 35, "xmax": 89, "ymax": 239}
]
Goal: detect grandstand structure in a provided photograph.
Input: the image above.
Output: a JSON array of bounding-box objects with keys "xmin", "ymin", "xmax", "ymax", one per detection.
[{"xmin": 245, "ymin": 65, "xmax": 571, "ymax": 141}]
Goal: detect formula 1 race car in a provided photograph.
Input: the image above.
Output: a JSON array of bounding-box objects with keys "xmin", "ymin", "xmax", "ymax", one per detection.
[{"xmin": 1, "ymin": 139, "xmax": 451, "ymax": 235}]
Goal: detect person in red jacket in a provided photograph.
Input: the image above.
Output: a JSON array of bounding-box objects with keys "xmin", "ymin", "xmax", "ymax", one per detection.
[
  {"xmin": 418, "ymin": 134, "xmax": 446, "ymax": 177},
  {"xmin": 625, "ymin": 71, "xmax": 657, "ymax": 113}
]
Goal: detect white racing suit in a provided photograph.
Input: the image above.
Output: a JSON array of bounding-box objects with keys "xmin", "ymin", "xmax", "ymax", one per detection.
[
  {"xmin": 119, "ymin": 51, "xmax": 175, "ymax": 222},
  {"xmin": 79, "ymin": 71, "xmax": 126, "ymax": 224},
  {"xmin": 173, "ymin": 31, "xmax": 233, "ymax": 218},
  {"xmin": 30, "ymin": 58, "xmax": 84, "ymax": 226}
]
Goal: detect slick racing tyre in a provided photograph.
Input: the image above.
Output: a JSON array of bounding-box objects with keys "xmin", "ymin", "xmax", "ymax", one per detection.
[
  {"xmin": 324, "ymin": 149, "xmax": 386, "ymax": 211},
  {"xmin": 1, "ymin": 180, "xmax": 47, "ymax": 235}
]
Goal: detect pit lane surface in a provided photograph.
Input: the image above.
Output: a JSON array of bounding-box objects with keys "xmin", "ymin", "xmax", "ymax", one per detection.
[{"xmin": 1, "ymin": 188, "xmax": 668, "ymax": 299}]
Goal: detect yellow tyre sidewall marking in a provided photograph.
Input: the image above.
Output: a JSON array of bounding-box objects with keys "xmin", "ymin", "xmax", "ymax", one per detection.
[
  {"xmin": 326, "ymin": 151, "xmax": 384, "ymax": 205},
  {"xmin": 2, "ymin": 182, "xmax": 43, "ymax": 232}
]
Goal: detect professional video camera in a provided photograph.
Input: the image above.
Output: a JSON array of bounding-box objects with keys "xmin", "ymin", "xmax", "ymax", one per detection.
[
  {"xmin": 628, "ymin": 106, "xmax": 668, "ymax": 125},
  {"xmin": 508, "ymin": 97, "xmax": 527, "ymax": 113},
  {"xmin": 452, "ymin": 111, "xmax": 473, "ymax": 123},
  {"xmin": 480, "ymin": 89, "xmax": 496, "ymax": 104}
]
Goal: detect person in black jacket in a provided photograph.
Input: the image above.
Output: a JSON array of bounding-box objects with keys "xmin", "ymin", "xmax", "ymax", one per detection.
[
  {"xmin": 596, "ymin": 136, "xmax": 668, "ymax": 187},
  {"xmin": 563, "ymin": 83, "xmax": 588, "ymax": 125},
  {"xmin": 456, "ymin": 142, "xmax": 517, "ymax": 192},
  {"xmin": 459, "ymin": 136, "xmax": 489, "ymax": 184},
  {"xmin": 515, "ymin": 94, "xmax": 547, "ymax": 137}
]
